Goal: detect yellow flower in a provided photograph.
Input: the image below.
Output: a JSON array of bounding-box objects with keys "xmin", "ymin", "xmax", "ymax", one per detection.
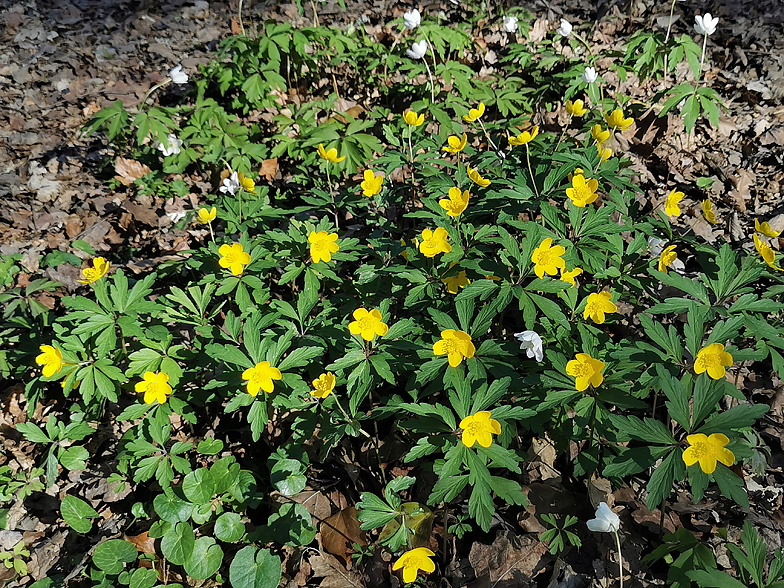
[
  {"xmin": 664, "ymin": 189, "xmax": 685, "ymax": 218},
  {"xmin": 597, "ymin": 145, "xmax": 612, "ymax": 162},
  {"xmin": 682, "ymin": 433, "xmax": 735, "ymax": 474},
  {"xmin": 702, "ymin": 200, "xmax": 716, "ymax": 224},
  {"xmin": 754, "ymin": 233, "xmax": 782, "ymax": 270},
  {"xmin": 197, "ymin": 207, "xmax": 217, "ymax": 224},
  {"xmin": 218, "ymin": 243, "xmax": 251, "ymax": 276},
  {"xmin": 755, "ymin": 218, "xmax": 781, "ymax": 238},
  {"xmin": 459, "ymin": 411, "xmax": 501, "ymax": 448},
  {"xmin": 566, "ymin": 174, "xmax": 599, "ymax": 207},
  {"xmin": 583, "ymin": 291, "xmax": 617, "ymax": 324},
  {"xmin": 442, "ymin": 264, "xmax": 471, "ymax": 294},
  {"xmin": 308, "ymin": 231, "xmax": 340, "ymax": 264},
  {"xmin": 560, "ymin": 266, "xmax": 583, "ymax": 288},
  {"xmin": 392, "ymin": 548, "xmax": 436, "ymax": 584},
  {"xmin": 400, "ymin": 238, "xmax": 410, "ymax": 262},
  {"xmin": 591, "ymin": 124, "xmax": 610, "ymax": 144},
  {"xmin": 604, "ymin": 108, "xmax": 634, "ymax": 131},
  {"xmin": 466, "ymin": 165, "xmax": 491, "ymax": 187},
  {"xmin": 310, "ymin": 372, "xmax": 336, "ymax": 399},
  {"xmin": 658, "ymin": 244, "xmax": 678, "ymax": 273},
  {"xmin": 403, "ymin": 110, "xmax": 425, "ymax": 127},
  {"xmin": 439, "ymin": 187, "xmax": 469, "ymax": 217},
  {"xmin": 419, "ymin": 227, "xmax": 451, "ymax": 258},
  {"xmin": 433, "ymin": 329, "xmax": 475, "ymax": 367},
  {"xmin": 317, "ymin": 143, "xmax": 345, "ymax": 163},
  {"xmin": 361, "ymin": 170, "xmax": 384, "ymax": 197},
  {"xmin": 242, "ymin": 361, "xmax": 282, "ymax": 396},
  {"xmin": 694, "ymin": 342, "xmax": 733, "ymax": 380},
  {"xmin": 135, "ymin": 371, "xmax": 173, "ymax": 405},
  {"xmin": 566, "ymin": 353, "xmax": 605, "ymax": 391},
  {"xmin": 36, "ymin": 345, "xmax": 63, "ymax": 377},
  {"xmin": 463, "ymin": 102, "xmax": 485, "ymax": 123},
  {"xmin": 508, "ymin": 125, "xmax": 539, "ymax": 146},
  {"xmin": 348, "ymin": 308, "xmax": 388, "ymax": 341},
  {"xmin": 77, "ymin": 257, "xmax": 110, "ymax": 284},
  {"xmin": 531, "ymin": 238, "xmax": 566, "ymax": 279},
  {"xmin": 443, "ymin": 133, "xmax": 468, "ymax": 153},
  {"xmin": 565, "ymin": 99, "xmax": 587, "ymax": 117},
  {"xmin": 238, "ymin": 172, "xmax": 256, "ymax": 193}
]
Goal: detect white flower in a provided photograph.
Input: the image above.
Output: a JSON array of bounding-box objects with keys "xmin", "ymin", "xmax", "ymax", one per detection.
[
  {"xmin": 581, "ymin": 67, "xmax": 598, "ymax": 84},
  {"xmin": 406, "ymin": 40, "xmax": 427, "ymax": 60},
  {"xmin": 169, "ymin": 65, "xmax": 189, "ymax": 85},
  {"xmin": 587, "ymin": 502, "xmax": 620, "ymax": 533},
  {"xmin": 502, "ymin": 16, "xmax": 519, "ymax": 33},
  {"xmin": 556, "ymin": 18, "xmax": 573, "ymax": 37},
  {"xmin": 514, "ymin": 331, "xmax": 544, "ymax": 362},
  {"xmin": 403, "ymin": 9, "xmax": 421, "ymax": 30},
  {"xmin": 158, "ymin": 133, "xmax": 183, "ymax": 157},
  {"xmin": 694, "ymin": 13, "xmax": 718, "ymax": 36},
  {"xmin": 219, "ymin": 171, "xmax": 240, "ymax": 195}
]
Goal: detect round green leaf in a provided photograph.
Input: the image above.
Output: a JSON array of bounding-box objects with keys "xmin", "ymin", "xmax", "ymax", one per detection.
[
  {"xmin": 160, "ymin": 522, "xmax": 195, "ymax": 566},
  {"xmin": 229, "ymin": 546, "xmax": 281, "ymax": 588},
  {"xmin": 92, "ymin": 539, "xmax": 138, "ymax": 575},
  {"xmin": 129, "ymin": 567, "xmax": 158, "ymax": 588},
  {"xmin": 59, "ymin": 446, "xmax": 89, "ymax": 471},
  {"xmin": 182, "ymin": 468, "xmax": 216, "ymax": 504},
  {"xmin": 183, "ymin": 537, "xmax": 223, "ymax": 580},
  {"xmin": 214, "ymin": 512, "xmax": 245, "ymax": 543},
  {"xmin": 61, "ymin": 496, "xmax": 99, "ymax": 534},
  {"xmin": 197, "ymin": 438, "xmax": 224, "ymax": 455},
  {"xmin": 153, "ymin": 492, "xmax": 193, "ymax": 523}
]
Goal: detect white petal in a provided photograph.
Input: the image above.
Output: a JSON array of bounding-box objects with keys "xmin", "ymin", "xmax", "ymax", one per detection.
[{"xmin": 587, "ymin": 518, "xmax": 609, "ymax": 532}]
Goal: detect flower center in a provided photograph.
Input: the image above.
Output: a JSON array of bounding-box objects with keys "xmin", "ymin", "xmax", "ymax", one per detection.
[
  {"xmin": 223, "ymin": 251, "xmax": 237, "ymax": 264},
  {"xmin": 688, "ymin": 440, "xmax": 708, "ymax": 459},
  {"xmin": 535, "ymin": 250, "xmax": 557, "ymax": 266},
  {"xmin": 571, "ymin": 362, "xmax": 593, "ymax": 377},
  {"xmin": 573, "ymin": 186, "xmax": 592, "ymax": 201},
  {"xmin": 698, "ymin": 353, "xmax": 722, "ymax": 369},
  {"xmin": 441, "ymin": 339, "xmax": 459, "ymax": 354},
  {"xmin": 358, "ymin": 316, "xmax": 376, "ymax": 331},
  {"xmin": 312, "ymin": 240, "xmax": 326, "ymax": 251},
  {"xmin": 464, "ymin": 420, "xmax": 484, "ymax": 437},
  {"xmin": 146, "ymin": 382, "xmax": 162, "ymax": 396}
]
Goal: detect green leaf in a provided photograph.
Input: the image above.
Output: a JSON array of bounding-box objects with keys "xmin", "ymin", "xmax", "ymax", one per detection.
[
  {"xmin": 712, "ymin": 464, "xmax": 749, "ymax": 508},
  {"xmin": 153, "ymin": 492, "xmax": 193, "ymax": 523},
  {"xmin": 61, "ymin": 496, "xmax": 99, "ymax": 534},
  {"xmin": 603, "ymin": 446, "xmax": 672, "ymax": 477},
  {"xmin": 160, "ymin": 522, "xmax": 195, "ymax": 566},
  {"xmin": 489, "ymin": 477, "xmax": 529, "ymax": 507},
  {"xmin": 229, "ymin": 546, "xmax": 282, "ymax": 588},
  {"xmin": 184, "ymin": 537, "xmax": 223, "ymax": 580},
  {"xmin": 699, "ymin": 404, "xmax": 768, "ymax": 435},
  {"xmin": 645, "ymin": 449, "xmax": 684, "ymax": 510},
  {"xmin": 197, "ymin": 438, "xmax": 224, "ymax": 455},
  {"xmin": 182, "ymin": 468, "xmax": 216, "ymax": 505},
  {"xmin": 686, "ymin": 569, "xmax": 747, "ymax": 588},
  {"xmin": 92, "ymin": 539, "xmax": 138, "ymax": 575},
  {"xmin": 128, "ymin": 568, "xmax": 158, "ymax": 588},
  {"xmin": 215, "ymin": 512, "xmax": 245, "ymax": 543},
  {"xmin": 16, "ymin": 422, "xmax": 51, "ymax": 444},
  {"xmin": 278, "ymin": 346, "xmax": 323, "ymax": 371},
  {"xmin": 59, "ymin": 446, "xmax": 89, "ymax": 471}
]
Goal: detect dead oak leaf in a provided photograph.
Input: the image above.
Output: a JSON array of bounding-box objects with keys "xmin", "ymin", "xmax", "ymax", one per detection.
[
  {"xmin": 468, "ymin": 530, "xmax": 549, "ymax": 587},
  {"xmin": 320, "ymin": 506, "xmax": 366, "ymax": 564},
  {"xmin": 259, "ymin": 157, "xmax": 279, "ymax": 181},
  {"xmin": 114, "ymin": 157, "xmax": 151, "ymax": 186}
]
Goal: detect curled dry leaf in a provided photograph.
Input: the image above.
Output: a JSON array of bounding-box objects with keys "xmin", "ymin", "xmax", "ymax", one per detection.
[{"xmin": 114, "ymin": 157, "xmax": 151, "ymax": 186}]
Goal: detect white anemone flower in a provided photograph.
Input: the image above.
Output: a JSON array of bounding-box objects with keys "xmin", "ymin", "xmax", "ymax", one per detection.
[
  {"xmin": 169, "ymin": 65, "xmax": 189, "ymax": 85},
  {"xmin": 587, "ymin": 502, "xmax": 621, "ymax": 533},
  {"xmin": 403, "ymin": 9, "xmax": 421, "ymax": 30},
  {"xmin": 502, "ymin": 16, "xmax": 519, "ymax": 33},
  {"xmin": 694, "ymin": 13, "xmax": 718, "ymax": 36},
  {"xmin": 219, "ymin": 171, "xmax": 240, "ymax": 195},
  {"xmin": 514, "ymin": 331, "xmax": 544, "ymax": 363},
  {"xmin": 158, "ymin": 133, "xmax": 183, "ymax": 157},
  {"xmin": 406, "ymin": 40, "xmax": 427, "ymax": 60},
  {"xmin": 556, "ymin": 18, "xmax": 573, "ymax": 37},
  {"xmin": 581, "ymin": 67, "xmax": 598, "ymax": 84}
]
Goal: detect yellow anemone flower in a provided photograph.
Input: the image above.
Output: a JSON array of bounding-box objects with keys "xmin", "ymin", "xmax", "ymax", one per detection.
[
  {"xmin": 238, "ymin": 172, "xmax": 256, "ymax": 193},
  {"xmin": 753, "ymin": 233, "xmax": 782, "ymax": 270},
  {"xmin": 531, "ymin": 238, "xmax": 566, "ymax": 279},
  {"xmin": 702, "ymin": 200, "xmax": 716, "ymax": 224},
  {"xmin": 442, "ymin": 265, "xmax": 471, "ymax": 294},
  {"xmin": 310, "ymin": 372, "xmax": 336, "ymax": 399},
  {"xmin": 682, "ymin": 433, "xmax": 735, "ymax": 474},
  {"xmin": 135, "ymin": 371, "xmax": 173, "ymax": 405},
  {"xmin": 566, "ymin": 353, "xmax": 605, "ymax": 391},
  {"xmin": 591, "ymin": 124, "xmax": 610, "ymax": 144},
  {"xmin": 560, "ymin": 266, "xmax": 583, "ymax": 288},
  {"xmin": 403, "ymin": 110, "xmax": 425, "ymax": 127},
  {"xmin": 360, "ymin": 170, "xmax": 384, "ymax": 197},
  {"xmin": 566, "ymin": 174, "xmax": 599, "ymax": 207},
  {"xmin": 658, "ymin": 244, "xmax": 678, "ymax": 273},
  {"xmin": 308, "ymin": 231, "xmax": 340, "ymax": 264},
  {"xmin": 694, "ymin": 342, "xmax": 733, "ymax": 380},
  {"xmin": 466, "ymin": 165, "xmax": 491, "ymax": 187},
  {"xmin": 604, "ymin": 108, "xmax": 634, "ymax": 131},
  {"xmin": 664, "ymin": 189, "xmax": 685, "ymax": 218},
  {"xmin": 508, "ymin": 125, "xmax": 539, "ymax": 146},
  {"xmin": 443, "ymin": 133, "xmax": 468, "ymax": 153},
  {"xmin": 77, "ymin": 257, "xmax": 110, "ymax": 284},
  {"xmin": 218, "ymin": 243, "xmax": 251, "ymax": 276},
  {"xmin": 242, "ymin": 361, "xmax": 282, "ymax": 396},
  {"xmin": 317, "ymin": 143, "xmax": 345, "ymax": 163},
  {"xmin": 348, "ymin": 308, "xmax": 388, "ymax": 341},
  {"xmin": 755, "ymin": 219, "xmax": 781, "ymax": 238},
  {"xmin": 438, "ymin": 187, "xmax": 469, "ymax": 217},
  {"xmin": 36, "ymin": 345, "xmax": 64, "ymax": 377},
  {"xmin": 583, "ymin": 291, "xmax": 617, "ymax": 324},
  {"xmin": 392, "ymin": 548, "xmax": 436, "ymax": 584},
  {"xmin": 459, "ymin": 411, "xmax": 501, "ymax": 448},
  {"xmin": 463, "ymin": 102, "xmax": 485, "ymax": 123},
  {"xmin": 565, "ymin": 99, "xmax": 587, "ymax": 117},
  {"xmin": 197, "ymin": 207, "xmax": 217, "ymax": 224},
  {"xmin": 433, "ymin": 329, "xmax": 475, "ymax": 367},
  {"xmin": 419, "ymin": 227, "xmax": 451, "ymax": 257}
]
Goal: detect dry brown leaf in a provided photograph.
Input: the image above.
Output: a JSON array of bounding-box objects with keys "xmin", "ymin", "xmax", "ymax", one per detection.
[
  {"xmin": 309, "ymin": 550, "xmax": 364, "ymax": 588},
  {"xmin": 468, "ymin": 530, "xmax": 548, "ymax": 587},
  {"xmin": 321, "ymin": 507, "xmax": 367, "ymax": 564},
  {"xmin": 259, "ymin": 158, "xmax": 279, "ymax": 181},
  {"xmin": 125, "ymin": 531, "xmax": 156, "ymax": 555},
  {"xmin": 114, "ymin": 157, "xmax": 151, "ymax": 186}
]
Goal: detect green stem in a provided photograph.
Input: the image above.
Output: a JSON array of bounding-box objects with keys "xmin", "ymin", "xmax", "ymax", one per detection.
[
  {"xmin": 407, "ymin": 129, "xmax": 415, "ymax": 186},
  {"xmin": 614, "ymin": 529, "xmax": 623, "ymax": 588},
  {"xmin": 662, "ymin": 0, "xmax": 678, "ymax": 82},
  {"xmin": 525, "ymin": 144, "xmax": 540, "ymax": 199},
  {"xmin": 238, "ymin": 0, "xmax": 246, "ymax": 35},
  {"xmin": 140, "ymin": 79, "xmax": 171, "ymax": 108}
]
